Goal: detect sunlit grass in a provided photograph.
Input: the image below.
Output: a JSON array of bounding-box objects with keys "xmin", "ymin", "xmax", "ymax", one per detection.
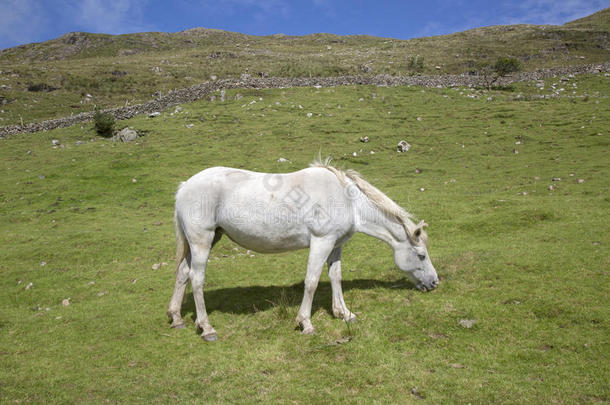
[{"xmin": 0, "ymin": 75, "xmax": 608, "ymax": 403}]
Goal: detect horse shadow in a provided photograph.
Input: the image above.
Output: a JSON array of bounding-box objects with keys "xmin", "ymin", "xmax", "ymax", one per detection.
[{"xmin": 180, "ymin": 277, "xmax": 417, "ymax": 322}]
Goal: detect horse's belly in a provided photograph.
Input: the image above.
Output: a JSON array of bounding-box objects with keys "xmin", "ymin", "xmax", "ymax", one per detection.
[{"xmin": 218, "ymin": 220, "xmax": 310, "ymax": 253}]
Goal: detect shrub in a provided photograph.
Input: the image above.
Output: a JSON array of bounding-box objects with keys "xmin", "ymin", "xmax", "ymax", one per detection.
[
  {"xmin": 407, "ymin": 55, "xmax": 425, "ymax": 73},
  {"xmin": 493, "ymin": 57, "xmax": 521, "ymax": 77},
  {"xmin": 480, "ymin": 57, "xmax": 522, "ymax": 89},
  {"xmin": 93, "ymin": 109, "xmax": 115, "ymax": 137}
]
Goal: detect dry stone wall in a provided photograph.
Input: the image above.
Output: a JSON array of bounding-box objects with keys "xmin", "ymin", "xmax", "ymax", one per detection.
[{"xmin": 1, "ymin": 63, "xmax": 608, "ymax": 137}]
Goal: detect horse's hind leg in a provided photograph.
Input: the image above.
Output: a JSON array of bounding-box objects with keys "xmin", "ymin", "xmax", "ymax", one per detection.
[
  {"xmin": 167, "ymin": 228, "xmax": 222, "ymax": 329},
  {"xmin": 167, "ymin": 257, "xmax": 190, "ymax": 328},
  {"xmin": 189, "ymin": 230, "xmax": 217, "ymax": 341},
  {"xmin": 327, "ymin": 246, "xmax": 357, "ymax": 323}
]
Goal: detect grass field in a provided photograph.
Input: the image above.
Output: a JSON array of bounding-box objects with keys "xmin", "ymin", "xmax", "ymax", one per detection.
[{"xmin": 0, "ymin": 74, "xmax": 608, "ymax": 403}]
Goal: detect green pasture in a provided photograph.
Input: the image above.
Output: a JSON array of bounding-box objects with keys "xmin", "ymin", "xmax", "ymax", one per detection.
[{"xmin": 0, "ymin": 74, "xmax": 608, "ymax": 403}]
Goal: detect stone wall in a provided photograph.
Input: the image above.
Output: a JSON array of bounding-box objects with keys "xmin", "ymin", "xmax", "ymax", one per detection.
[{"xmin": 1, "ymin": 62, "xmax": 608, "ymax": 137}]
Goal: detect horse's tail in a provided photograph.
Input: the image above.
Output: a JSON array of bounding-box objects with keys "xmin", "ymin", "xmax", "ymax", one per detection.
[{"xmin": 174, "ymin": 205, "xmax": 189, "ymax": 272}]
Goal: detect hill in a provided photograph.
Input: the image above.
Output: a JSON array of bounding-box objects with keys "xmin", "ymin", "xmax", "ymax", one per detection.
[{"xmin": 0, "ymin": 8, "xmax": 608, "ymax": 126}]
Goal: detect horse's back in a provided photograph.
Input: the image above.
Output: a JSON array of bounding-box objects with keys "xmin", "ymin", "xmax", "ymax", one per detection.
[{"xmin": 175, "ymin": 166, "xmax": 355, "ymax": 252}]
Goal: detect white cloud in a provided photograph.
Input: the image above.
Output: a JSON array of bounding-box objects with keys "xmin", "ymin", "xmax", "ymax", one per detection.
[
  {"xmin": 505, "ymin": 0, "xmax": 607, "ymax": 25},
  {"xmin": 0, "ymin": 0, "xmax": 46, "ymax": 49},
  {"xmin": 75, "ymin": 0, "xmax": 152, "ymax": 34}
]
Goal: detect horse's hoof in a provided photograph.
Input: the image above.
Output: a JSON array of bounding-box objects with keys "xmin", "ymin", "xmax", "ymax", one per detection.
[
  {"xmin": 301, "ymin": 327, "xmax": 315, "ymax": 335},
  {"xmin": 171, "ymin": 323, "xmax": 186, "ymax": 329},
  {"xmin": 202, "ymin": 332, "xmax": 218, "ymax": 342}
]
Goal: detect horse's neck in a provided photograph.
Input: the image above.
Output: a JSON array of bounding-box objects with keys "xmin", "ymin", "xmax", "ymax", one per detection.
[{"xmin": 353, "ymin": 194, "xmax": 406, "ymax": 247}]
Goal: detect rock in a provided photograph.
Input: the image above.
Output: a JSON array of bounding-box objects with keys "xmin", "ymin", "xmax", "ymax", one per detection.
[
  {"xmin": 306, "ymin": 112, "xmax": 313, "ymax": 118},
  {"xmin": 577, "ymin": 178, "xmax": 585, "ymax": 184},
  {"xmin": 360, "ymin": 136, "xmax": 369, "ymax": 143},
  {"xmin": 149, "ymin": 112, "xmax": 161, "ymax": 118},
  {"xmin": 416, "ymin": 116, "xmax": 422, "ymax": 121},
  {"xmin": 548, "ymin": 185, "xmax": 555, "ymax": 191},
  {"xmin": 51, "ymin": 139, "xmax": 60, "ymax": 146},
  {"xmin": 552, "ymin": 177, "xmax": 561, "ymax": 181},
  {"xmin": 114, "ymin": 127, "xmax": 139, "ymax": 142},
  {"xmin": 185, "ymin": 124, "xmax": 194, "ymax": 129},
  {"xmin": 131, "ymin": 178, "xmax": 137, "ymax": 183},
  {"xmin": 397, "ymin": 140, "xmax": 411, "ymax": 152},
  {"xmin": 62, "ymin": 298, "xmax": 70, "ymax": 306},
  {"xmin": 459, "ymin": 319, "xmax": 477, "ymax": 328},
  {"xmin": 210, "ymin": 75, "xmax": 217, "ymax": 81},
  {"xmin": 411, "ymin": 387, "xmax": 423, "ymax": 399},
  {"xmin": 277, "ymin": 157, "xmax": 289, "ymax": 163},
  {"xmin": 25, "ymin": 282, "xmax": 33, "ymax": 290},
  {"xmin": 151, "ymin": 263, "xmax": 161, "ymax": 270},
  {"xmin": 415, "ymin": 168, "xmax": 422, "ymax": 174}
]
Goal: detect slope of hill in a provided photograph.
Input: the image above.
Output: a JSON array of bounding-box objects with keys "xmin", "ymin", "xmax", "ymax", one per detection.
[{"xmin": 0, "ymin": 8, "xmax": 608, "ymax": 126}]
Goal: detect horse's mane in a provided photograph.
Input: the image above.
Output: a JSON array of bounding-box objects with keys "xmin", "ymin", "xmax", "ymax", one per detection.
[{"xmin": 310, "ymin": 156, "xmax": 428, "ymax": 244}]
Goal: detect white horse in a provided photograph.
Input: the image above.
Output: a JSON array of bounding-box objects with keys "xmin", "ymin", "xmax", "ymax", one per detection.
[{"xmin": 168, "ymin": 158, "xmax": 438, "ymax": 341}]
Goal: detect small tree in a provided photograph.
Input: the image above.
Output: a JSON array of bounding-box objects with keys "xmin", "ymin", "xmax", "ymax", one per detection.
[
  {"xmin": 493, "ymin": 57, "xmax": 521, "ymax": 77},
  {"xmin": 481, "ymin": 57, "xmax": 521, "ymax": 89},
  {"xmin": 93, "ymin": 109, "xmax": 115, "ymax": 137}
]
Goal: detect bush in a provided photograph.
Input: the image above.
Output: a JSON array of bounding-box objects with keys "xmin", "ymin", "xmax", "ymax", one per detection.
[
  {"xmin": 493, "ymin": 57, "xmax": 521, "ymax": 77},
  {"xmin": 480, "ymin": 57, "xmax": 522, "ymax": 89},
  {"xmin": 93, "ymin": 109, "xmax": 115, "ymax": 137}
]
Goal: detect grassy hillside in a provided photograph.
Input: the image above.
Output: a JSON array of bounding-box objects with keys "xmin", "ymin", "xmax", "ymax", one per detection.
[
  {"xmin": 0, "ymin": 8, "xmax": 608, "ymax": 126},
  {"xmin": 0, "ymin": 72, "xmax": 608, "ymax": 403}
]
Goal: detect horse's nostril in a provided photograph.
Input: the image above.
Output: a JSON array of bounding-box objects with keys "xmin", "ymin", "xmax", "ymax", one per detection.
[{"xmin": 431, "ymin": 279, "xmax": 438, "ymax": 288}]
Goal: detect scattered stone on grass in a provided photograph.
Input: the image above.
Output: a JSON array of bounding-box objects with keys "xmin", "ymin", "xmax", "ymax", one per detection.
[
  {"xmin": 548, "ymin": 185, "xmax": 555, "ymax": 191},
  {"xmin": 411, "ymin": 387, "xmax": 424, "ymax": 399},
  {"xmin": 397, "ymin": 140, "xmax": 411, "ymax": 152},
  {"xmin": 62, "ymin": 298, "xmax": 70, "ymax": 306},
  {"xmin": 415, "ymin": 168, "xmax": 422, "ymax": 174},
  {"xmin": 51, "ymin": 139, "xmax": 60, "ymax": 146},
  {"xmin": 149, "ymin": 112, "xmax": 161, "ymax": 118},
  {"xmin": 459, "ymin": 319, "xmax": 477, "ymax": 328},
  {"xmin": 360, "ymin": 136, "xmax": 369, "ymax": 143},
  {"xmin": 277, "ymin": 157, "xmax": 289, "ymax": 163},
  {"xmin": 25, "ymin": 282, "xmax": 33, "ymax": 290},
  {"xmin": 450, "ymin": 363, "xmax": 464, "ymax": 368},
  {"xmin": 577, "ymin": 178, "xmax": 585, "ymax": 184},
  {"xmin": 151, "ymin": 263, "xmax": 161, "ymax": 270}
]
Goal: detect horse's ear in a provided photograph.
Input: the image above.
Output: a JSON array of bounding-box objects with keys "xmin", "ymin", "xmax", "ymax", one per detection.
[{"xmin": 413, "ymin": 220, "xmax": 428, "ymax": 240}]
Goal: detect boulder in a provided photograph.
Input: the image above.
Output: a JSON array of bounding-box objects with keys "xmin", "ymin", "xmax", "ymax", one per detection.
[{"xmin": 114, "ymin": 127, "xmax": 139, "ymax": 142}]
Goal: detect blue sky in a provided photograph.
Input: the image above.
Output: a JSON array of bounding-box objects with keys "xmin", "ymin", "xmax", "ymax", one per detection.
[{"xmin": 0, "ymin": 0, "xmax": 606, "ymax": 50}]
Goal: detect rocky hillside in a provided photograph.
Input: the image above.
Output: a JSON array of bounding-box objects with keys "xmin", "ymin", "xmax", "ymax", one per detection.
[{"xmin": 0, "ymin": 8, "xmax": 608, "ymax": 126}]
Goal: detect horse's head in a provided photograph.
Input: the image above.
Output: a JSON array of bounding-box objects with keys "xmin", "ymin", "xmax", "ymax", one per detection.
[{"xmin": 393, "ymin": 220, "xmax": 438, "ymax": 292}]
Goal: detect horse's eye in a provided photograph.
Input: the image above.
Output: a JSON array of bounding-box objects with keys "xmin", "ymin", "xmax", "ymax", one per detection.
[{"xmin": 418, "ymin": 254, "xmax": 426, "ymax": 261}]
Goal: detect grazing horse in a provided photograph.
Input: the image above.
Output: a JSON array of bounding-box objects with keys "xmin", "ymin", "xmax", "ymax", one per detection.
[{"xmin": 168, "ymin": 158, "xmax": 438, "ymax": 341}]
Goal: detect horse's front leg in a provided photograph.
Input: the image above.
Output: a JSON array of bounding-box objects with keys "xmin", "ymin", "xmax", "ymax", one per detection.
[
  {"xmin": 327, "ymin": 246, "xmax": 357, "ymax": 323},
  {"xmin": 296, "ymin": 236, "xmax": 336, "ymax": 335}
]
